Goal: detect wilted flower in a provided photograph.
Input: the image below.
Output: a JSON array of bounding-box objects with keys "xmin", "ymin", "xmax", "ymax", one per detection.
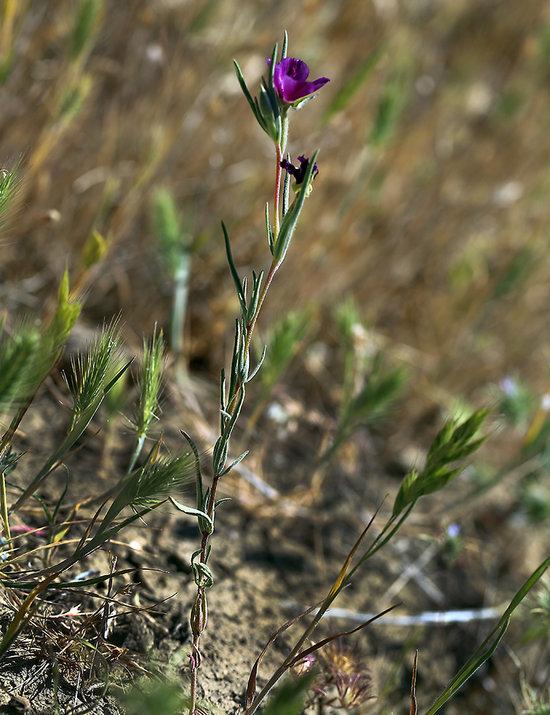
[
  {"xmin": 267, "ymin": 57, "xmax": 329, "ymax": 105},
  {"xmin": 281, "ymin": 155, "xmax": 318, "ymax": 183},
  {"xmin": 333, "ymin": 670, "xmax": 374, "ymax": 709},
  {"xmin": 310, "ymin": 640, "xmax": 375, "ymax": 710},
  {"xmin": 280, "ymin": 155, "xmax": 318, "ymax": 197}
]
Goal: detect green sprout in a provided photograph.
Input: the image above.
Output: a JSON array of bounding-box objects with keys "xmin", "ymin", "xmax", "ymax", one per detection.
[
  {"xmin": 151, "ymin": 188, "xmax": 194, "ymax": 366},
  {"xmin": 128, "ymin": 326, "xmax": 165, "ymax": 473},
  {"xmin": 320, "ymin": 300, "xmax": 407, "ymax": 465},
  {"xmin": 9, "ymin": 320, "xmax": 129, "ymax": 514}
]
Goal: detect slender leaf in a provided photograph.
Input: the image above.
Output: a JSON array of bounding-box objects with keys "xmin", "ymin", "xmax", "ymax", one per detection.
[{"xmin": 425, "ymin": 555, "xmax": 550, "ymax": 714}]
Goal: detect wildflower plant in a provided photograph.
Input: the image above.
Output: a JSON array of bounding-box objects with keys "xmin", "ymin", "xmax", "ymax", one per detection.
[
  {"xmin": 311, "ymin": 639, "xmax": 375, "ymax": 710},
  {"xmin": 175, "ymin": 34, "xmax": 330, "ymax": 713},
  {"xmin": 177, "ymin": 34, "xmax": 550, "ymax": 715}
]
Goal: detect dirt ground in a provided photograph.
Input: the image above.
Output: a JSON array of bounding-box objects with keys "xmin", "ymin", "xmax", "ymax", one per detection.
[{"xmin": 0, "ymin": 363, "xmax": 546, "ymax": 715}]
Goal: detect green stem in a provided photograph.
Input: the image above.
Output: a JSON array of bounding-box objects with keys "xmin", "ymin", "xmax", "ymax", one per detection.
[
  {"xmin": 274, "ymin": 143, "xmax": 282, "ymax": 237},
  {"xmin": 189, "ymin": 141, "xmax": 286, "ymax": 713}
]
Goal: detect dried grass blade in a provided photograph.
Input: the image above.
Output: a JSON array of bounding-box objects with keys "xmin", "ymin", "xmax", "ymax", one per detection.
[
  {"xmin": 327, "ymin": 505, "xmax": 380, "ymax": 600},
  {"xmin": 410, "ymin": 650, "xmax": 418, "ymax": 715},
  {"xmin": 288, "ymin": 603, "xmax": 399, "ymax": 667},
  {"xmin": 245, "ymin": 601, "xmax": 321, "ymax": 708}
]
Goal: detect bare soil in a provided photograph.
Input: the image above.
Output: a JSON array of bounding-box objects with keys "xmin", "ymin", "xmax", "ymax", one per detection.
[{"xmin": 0, "ymin": 372, "xmax": 545, "ymax": 715}]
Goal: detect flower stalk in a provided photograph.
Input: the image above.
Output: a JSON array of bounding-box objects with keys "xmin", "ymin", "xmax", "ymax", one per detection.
[{"xmin": 186, "ymin": 36, "xmax": 328, "ymax": 714}]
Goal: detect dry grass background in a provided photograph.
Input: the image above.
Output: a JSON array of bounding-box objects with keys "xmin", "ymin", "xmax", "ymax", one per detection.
[
  {"xmin": 4, "ymin": 1, "xmax": 550, "ymax": 403},
  {"xmin": 3, "ymin": 0, "xmax": 550, "ymax": 712}
]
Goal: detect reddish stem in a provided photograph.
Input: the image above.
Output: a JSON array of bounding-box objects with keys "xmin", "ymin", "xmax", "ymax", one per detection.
[
  {"xmin": 189, "ymin": 143, "xmax": 284, "ymax": 715},
  {"xmin": 274, "ymin": 143, "xmax": 282, "ymax": 235}
]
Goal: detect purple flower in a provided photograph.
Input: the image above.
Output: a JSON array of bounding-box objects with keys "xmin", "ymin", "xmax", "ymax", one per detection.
[
  {"xmin": 280, "ymin": 155, "xmax": 318, "ymax": 185},
  {"xmin": 267, "ymin": 57, "xmax": 329, "ymax": 104}
]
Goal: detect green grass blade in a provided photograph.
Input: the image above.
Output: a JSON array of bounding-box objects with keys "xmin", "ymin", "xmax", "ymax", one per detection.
[
  {"xmin": 370, "ymin": 63, "xmax": 410, "ymax": 147},
  {"xmin": 425, "ymin": 555, "xmax": 550, "ymax": 714},
  {"xmin": 70, "ymin": 0, "xmax": 104, "ymax": 61}
]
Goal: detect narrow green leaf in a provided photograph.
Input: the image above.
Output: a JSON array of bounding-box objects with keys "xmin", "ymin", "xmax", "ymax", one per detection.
[
  {"xmin": 265, "ymin": 202, "xmax": 274, "ymax": 253},
  {"xmin": 219, "ymin": 450, "xmax": 249, "ymax": 477},
  {"xmin": 170, "ymin": 497, "xmax": 213, "ymax": 534},
  {"xmin": 222, "ymin": 221, "xmax": 246, "ymax": 314},
  {"xmin": 282, "ymin": 165, "xmax": 291, "ymax": 218},
  {"xmin": 246, "ymin": 345, "xmax": 266, "ymax": 384},
  {"xmin": 247, "ymin": 270, "xmax": 264, "ymax": 323},
  {"xmin": 70, "ymin": 0, "xmax": 103, "ymax": 61},
  {"xmin": 179, "ymin": 430, "xmax": 204, "ymax": 512},
  {"xmin": 267, "ymin": 44, "xmax": 278, "ymax": 88},
  {"xmin": 426, "ymin": 555, "xmax": 550, "ymax": 714},
  {"xmin": 233, "ymin": 60, "xmax": 267, "ymax": 131},
  {"xmin": 280, "ymin": 31, "xmax": 288, "ymax": 61}
]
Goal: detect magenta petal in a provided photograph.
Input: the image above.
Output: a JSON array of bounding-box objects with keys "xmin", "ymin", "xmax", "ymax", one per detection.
[
  {"xmin": 305, "ymin": 77, "xmax": 330, "ymax": 94},
  {"xmin": 277, "ymin": 58, "xmax": 310, "ymax": 82},
  {"xmin": 276, "ymin": 78, "xmax": 301, "ymax": 102},
  {"xmin": 274, "ymin": 59, "xmax": 311, "ymax": 102},
  {"xmin": 267, "ymin": 57, "xmax": 330, "ymax": 104}
]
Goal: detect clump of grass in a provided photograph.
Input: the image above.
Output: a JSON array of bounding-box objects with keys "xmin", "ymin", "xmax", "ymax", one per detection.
[
  {"xmin": 151, "ymin": 189, "xmax": 195, "ymax": 367},
  {"xmin": 318, "ymin": 298, "xmax": 407, "ymax": 465},
  {"xmin": 0, "ymin": 263, "xmax": 199, "ymax": 691},
  {"xmin": 128, "ymin": 325, "xmax": 165, "ymax": 473}
]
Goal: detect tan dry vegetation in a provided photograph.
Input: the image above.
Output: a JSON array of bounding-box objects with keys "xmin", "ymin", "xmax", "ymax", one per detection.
[
  {"xmin": 2, "ymin": 1, "xmax": 550, "ymax": 396},
  {"xmin": 2, "ymin": 0, "xmax": 550, "ymax": 713}
]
